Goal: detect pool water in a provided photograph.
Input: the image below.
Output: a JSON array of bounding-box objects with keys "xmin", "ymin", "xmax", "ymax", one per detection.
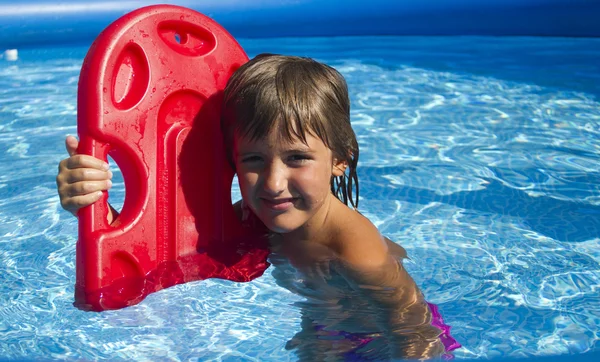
[{"xmin": 1, "ymin": 36, "xmax": 599, "ymax": 360}]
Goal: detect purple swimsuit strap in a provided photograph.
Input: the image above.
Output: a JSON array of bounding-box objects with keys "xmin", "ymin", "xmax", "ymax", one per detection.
[{"xmin": 426, "ymin": 302, "xmax": 462, "ymax": 353}]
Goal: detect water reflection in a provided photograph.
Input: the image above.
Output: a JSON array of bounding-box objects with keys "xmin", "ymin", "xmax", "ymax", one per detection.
[{"xmin": 269, "ymin": 248, "xmax": 459, "ymax": 360}]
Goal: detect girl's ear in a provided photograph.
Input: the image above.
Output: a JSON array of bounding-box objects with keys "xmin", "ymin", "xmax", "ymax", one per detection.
[{"xmin": 332, "ymin": 159, "xmax": 348, "ymax": 177}]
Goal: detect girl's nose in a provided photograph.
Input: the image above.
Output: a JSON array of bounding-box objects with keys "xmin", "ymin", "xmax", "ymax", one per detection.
[{"xmin": 262, "ymin": 163, "xmax": 287, "ymax": 196}]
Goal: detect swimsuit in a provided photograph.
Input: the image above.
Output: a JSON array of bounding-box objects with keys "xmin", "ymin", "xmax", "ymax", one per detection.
[{"xmin": 313, "ymin": 302, "xmax": 461, "ymax": 360}]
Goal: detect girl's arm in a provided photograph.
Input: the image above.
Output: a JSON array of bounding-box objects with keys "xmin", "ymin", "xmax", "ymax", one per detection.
[{"xmin": 334, "ymin": 230, "xmax": 446, "ymax": 359}]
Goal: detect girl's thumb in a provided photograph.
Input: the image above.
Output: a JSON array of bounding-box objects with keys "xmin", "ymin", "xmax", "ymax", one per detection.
[{"xmin": 65, "ymin": 135, "xmax": 79, "ymax": 157}]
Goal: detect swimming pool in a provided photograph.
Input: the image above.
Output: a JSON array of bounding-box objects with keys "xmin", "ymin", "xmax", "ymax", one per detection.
[{"xmin": 1, "ymin": 34, "xmax": 599, "ymax": 360}]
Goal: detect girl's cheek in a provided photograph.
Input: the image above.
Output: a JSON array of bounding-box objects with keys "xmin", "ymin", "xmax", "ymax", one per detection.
[{"xmin": 239, "ymin": 173, "xmax": 260, "ymax": 198}]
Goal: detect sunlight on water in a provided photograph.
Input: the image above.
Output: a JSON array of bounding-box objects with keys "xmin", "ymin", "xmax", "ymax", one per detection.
[{"xmin": 1, "ymin": 36, "xmax": 599, "ymax": 360}]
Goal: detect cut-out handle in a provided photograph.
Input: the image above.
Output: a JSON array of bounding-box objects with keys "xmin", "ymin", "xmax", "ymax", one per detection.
[
  {"xmin": 112, "ymin": 43, "xmax": 150, "ymax": 111},
  {"xmin": 158, "ymin": 20, "xmax": 217, "ymax": 57}
]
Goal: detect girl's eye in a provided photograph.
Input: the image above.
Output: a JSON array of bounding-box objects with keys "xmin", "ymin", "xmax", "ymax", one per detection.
[{"xmin": 288, "ymin": 154, "xmax": 310, "ymax": 163}]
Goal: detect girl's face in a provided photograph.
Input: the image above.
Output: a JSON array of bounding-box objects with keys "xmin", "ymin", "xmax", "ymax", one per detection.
[{"xmin": 234, "ymin": 130, "xmax": 345, "ymax": 234}]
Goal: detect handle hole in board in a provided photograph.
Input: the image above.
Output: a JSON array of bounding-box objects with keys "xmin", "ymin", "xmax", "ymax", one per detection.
[
  {"xmin": 157, "ymin": 21, "xmax": 216, "ymax": 57},
  {"xmin": 231, "ymin": 174, "xmax": 241, "ymax": 204},
  {"xmin": 107, "ymin": 155, "xmax": 125, "ymax": 218}
]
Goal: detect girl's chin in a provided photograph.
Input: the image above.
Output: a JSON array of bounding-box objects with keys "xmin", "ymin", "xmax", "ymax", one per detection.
[
  {"xmin": 258, "ymin": 214, "xmax": 304, "ymax": 234},
  {"xmin": 263, "ymin": 222, "xmax": 299, "ymax": 234}
]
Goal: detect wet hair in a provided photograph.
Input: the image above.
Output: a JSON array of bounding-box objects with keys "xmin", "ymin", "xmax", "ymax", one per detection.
[{"xmin": 221, "ymin": 53, "xmax": 360, "ymax": 208}]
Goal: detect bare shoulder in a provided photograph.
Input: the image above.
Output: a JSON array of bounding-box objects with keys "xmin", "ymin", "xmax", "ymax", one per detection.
[
  {"xmin": 328, "ymin": 207, "xmax": 391, "ymax": 270},
  {"xmin": 328, "ymin": 205, "xmax": 408, "ymax": 265},
  {"xmin": 326, "ymin": 206, "xmax": 419, "ymax": 292}
]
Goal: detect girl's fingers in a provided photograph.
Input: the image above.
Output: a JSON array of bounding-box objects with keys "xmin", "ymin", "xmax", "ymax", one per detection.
[
  {"xmin": 61, "ymin": 191, "xmax": 104, "ymax": 215},
  {"xmin": 65, "ymin": 168, "xmax": 113, "ymax": 184},
  {"xmin": 64, "ymin": 154, "xmax": 110, "ymax": 171},
  {"xmin": 65, "ymin": 180, "xmax": 112, "ymax": 197},
  {"xmin": 58, "ymin": 136, "xmax": 112, "ymax": 216}
]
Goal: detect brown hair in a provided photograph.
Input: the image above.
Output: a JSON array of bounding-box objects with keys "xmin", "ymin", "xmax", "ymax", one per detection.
[{"xmin": 221, "ymin": 53, "xmax": 359, "ymax": 208}]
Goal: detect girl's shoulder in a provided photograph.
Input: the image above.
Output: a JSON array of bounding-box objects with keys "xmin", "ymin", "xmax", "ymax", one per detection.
[{"xmin": 327, "ymin": 206, "xmax": 392, "ymax": 270}]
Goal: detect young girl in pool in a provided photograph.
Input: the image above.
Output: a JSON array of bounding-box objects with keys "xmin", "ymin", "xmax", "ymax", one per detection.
[{"xmin": 57, "ymin": 54, "xmax": 460, "ymax": 360}]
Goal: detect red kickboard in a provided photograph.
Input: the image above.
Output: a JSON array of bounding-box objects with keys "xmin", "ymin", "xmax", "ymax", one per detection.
[{"xmin": 75, "ymin": 5, "xmax": 270, "ymax": 311}]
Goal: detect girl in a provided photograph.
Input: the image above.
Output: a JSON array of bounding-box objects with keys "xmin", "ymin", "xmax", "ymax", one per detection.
[{"xmin": 57, "ymin": 54, "xmax": 460, "ymax": 360}]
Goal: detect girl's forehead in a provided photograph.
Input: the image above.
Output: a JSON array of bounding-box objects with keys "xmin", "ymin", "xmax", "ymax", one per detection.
[{"xmin": 235, "ymin": 131, "xmax": 328, "ymax": 152}]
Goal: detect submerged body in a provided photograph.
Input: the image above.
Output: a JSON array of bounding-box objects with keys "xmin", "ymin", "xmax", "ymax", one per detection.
[
  {"xmin": 262, "ymin": 209, "xmax": 455, "ymax": 360},
  {"xmin": 270, "ymin": 253, "xmax": 453, "ymax": 360}
]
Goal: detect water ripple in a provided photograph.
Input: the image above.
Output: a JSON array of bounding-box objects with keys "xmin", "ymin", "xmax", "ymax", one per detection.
[{"xmin": 1, "ymin": 37, "xmax": 599, "ymax": 360}]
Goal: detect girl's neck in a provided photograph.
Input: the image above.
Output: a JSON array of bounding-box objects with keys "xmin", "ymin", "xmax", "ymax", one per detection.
[{"xmin": 281, "ymin": 193, "xmax": 341, "ymax": 246}]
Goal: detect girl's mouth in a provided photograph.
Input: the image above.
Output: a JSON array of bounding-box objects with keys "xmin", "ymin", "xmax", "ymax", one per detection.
[{"xmin": 261, "ymin": 197, "xmax": 296, "ymax": 211}]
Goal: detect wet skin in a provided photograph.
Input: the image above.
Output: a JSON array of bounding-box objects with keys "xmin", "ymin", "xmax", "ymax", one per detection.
[{"xmin": 233, "ymin": 131, "xmax": 446, "ymax": 359}]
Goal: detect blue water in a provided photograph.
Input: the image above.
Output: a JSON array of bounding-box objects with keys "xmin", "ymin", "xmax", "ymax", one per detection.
[{"xmin": 1, "ymin": 36, "xmax": 599, "ymax": 360}]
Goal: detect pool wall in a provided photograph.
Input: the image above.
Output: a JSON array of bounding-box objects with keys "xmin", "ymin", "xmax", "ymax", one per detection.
[{"xmin": 1, "ymin": 0, "xmax": 599, "ymax": 49}]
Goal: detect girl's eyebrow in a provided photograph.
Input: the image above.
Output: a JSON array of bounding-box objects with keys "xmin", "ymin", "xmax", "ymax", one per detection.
[
  {"xmin": 235, "ymin": 142, "xmax": 263, "ymax": 154},
  {"xmin": 283, "ymin": 147, "xmax": 313, "ymax": 154},
  {"xmin": 236, "ymin": 143, "xmax": 313, "ymax": 155},
  {"xmin": 236, "ymin": 150, "xmax": 261, "ymax": 157}
]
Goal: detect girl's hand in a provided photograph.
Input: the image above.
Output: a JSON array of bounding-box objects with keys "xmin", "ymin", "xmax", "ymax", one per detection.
[{"xmin": 56, "ymin": 135, "xmax": 113, "ymax": 216}]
